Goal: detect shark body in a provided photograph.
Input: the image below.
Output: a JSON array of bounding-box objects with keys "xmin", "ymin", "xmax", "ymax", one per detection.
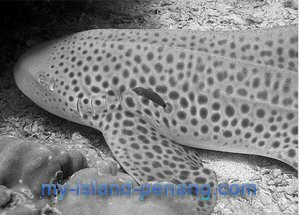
[{"xmin": 14, "ymin": 25, "xmax": 298, "ymax": 214}]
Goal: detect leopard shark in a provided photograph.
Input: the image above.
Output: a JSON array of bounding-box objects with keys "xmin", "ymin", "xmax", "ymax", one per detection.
[{"xmin": 14, "ymin": 25, "xmax": 298, "ymax": 214}]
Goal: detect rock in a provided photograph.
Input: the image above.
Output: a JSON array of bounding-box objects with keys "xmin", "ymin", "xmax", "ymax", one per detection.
[
  {"xmin": 268, "ymin": 185, "xmax": 276, "ymax": 193},
  {"xmin": 260, "ymin": 168, "xmax": 270, "ymax": 175},
  {"xmin": 0, "ymin": 188, "xmax": 39, "ymax": 215},
  {"xmin": 249, "ymin": 174, "xmax": 261, "ymax": 181},
  {"xmin": 277, "ymin": 197, "xmax": 288, "ymax": 211},
  {"xmin": 271, "ymin": 193, "xmax": 279, "ymax": 201},
  {"xmin": 246, "ymin": 15, "xmax": 263, "ymax": 24},
  {"xmin": 187, "ymin": 22, "xmax": 201, "ymax": 30},
  {"xmin": 40, "ymin": 204, "xmax": 62, "ymax": 215},
  {"xmin": 285, "ymin": 184, "xmax": 298, "ymax": 195},
  {"xmin": 283, "ymin": 0, "xmax": 298, "ymax": 9},
  {"xmin": 267, "ymin": 179, "xmax": 275, "ymax": 185},
  {"xmin": 71, "ymin": 132, "xmax": 89, "ymax": 144},
  {"xmin": 260, "ymin": 194, "xmax": 273, "ymax": 206},
  {"xmin": 216, "ymin": 2, "xmax": 231, "ymax": 14},
  {"xmin": 55, "ymin": 168, "xmax": 199, "ymax": 215},
  {"xmin": 280, "ymin": 179, "xmax": 289, "ymax": 186},
  {"xmin": 284, "ymin": 193, "xmax": 298, "ymax": 203},
  {"xmin": 0, "ymin": 185, "xmax": 11, "ymax": 207},
  {"xmin": 206, "ymin": 9, "xmax": 220, "ymax": 17},
  {"xmin": 168, "ymin": 5, "xmax": 179, "ymax": 13},
  {"xmin": 191, "ymin": 7, "xmax": 199, "ymax": 11},
  {"xmin": 271, "ymin": 169, "xmax": 282, "ymax": 178},
  {"xmin": 225, "ymin": 14, "xmax": 247, "ymax": 25}
]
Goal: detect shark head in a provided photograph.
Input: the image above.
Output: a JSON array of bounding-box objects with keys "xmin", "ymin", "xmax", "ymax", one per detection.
[
  {"xmin": 14, "ymin": 38, "xmax": 116, "ymax": 127},
  {"xmin": 14, "ymin": 41, "xmax": 62, "ymax": 115}
]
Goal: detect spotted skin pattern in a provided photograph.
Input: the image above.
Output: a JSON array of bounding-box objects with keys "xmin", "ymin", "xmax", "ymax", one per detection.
[{"xmin": 14, "ymin": 25, "xmax": 298, "ymax": 214}]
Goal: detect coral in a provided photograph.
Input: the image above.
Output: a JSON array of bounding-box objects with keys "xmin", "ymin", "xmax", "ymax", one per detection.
[
  {"xmin": 0, "ymin": 135, "xmax": 88, "ymax": 213},
  {"xmin": 55, "ymin": 168, "xmax": 199, "ymax": 215},
  {"xmin": 0, "ymin": 185, "xmax": 40, "ymax": 215},
  {"xmin": 0, "ymin": 185, "xmax": 11, "ymax": 207}
]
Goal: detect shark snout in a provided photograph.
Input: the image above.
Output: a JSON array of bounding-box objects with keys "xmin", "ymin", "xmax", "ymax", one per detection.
[{"xmin": 14, "ymin": 40, "xmax": 55, "ymax": 95}]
